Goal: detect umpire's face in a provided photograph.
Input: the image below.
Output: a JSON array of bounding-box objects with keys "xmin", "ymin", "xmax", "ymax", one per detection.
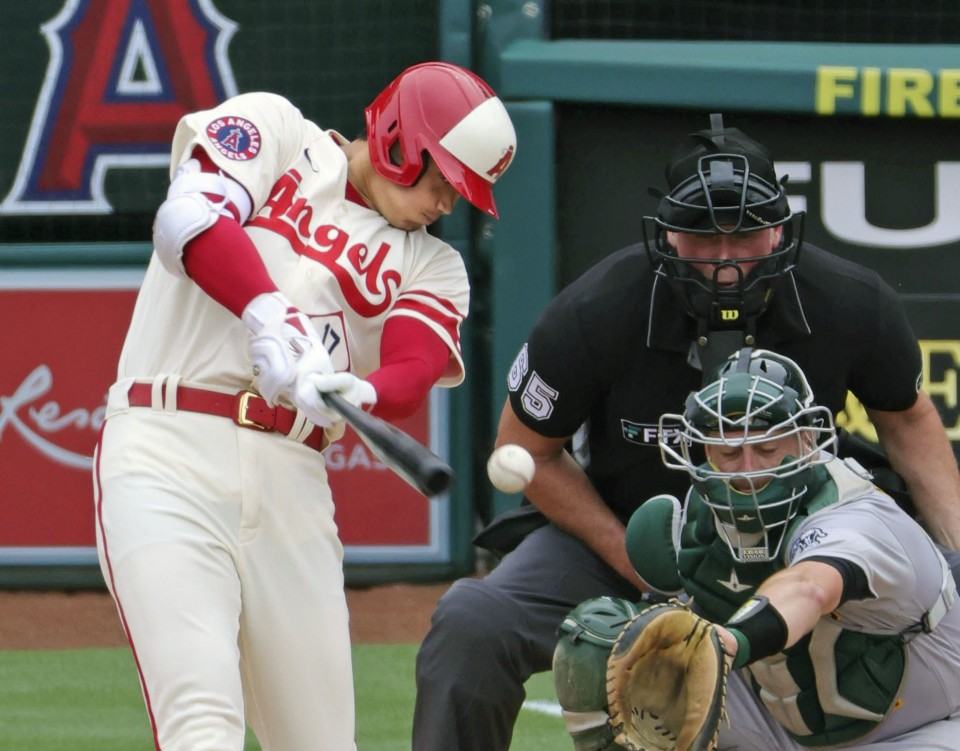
[{"xmin": 667, "ymin": 226, "xmax": 783, "ymax": 286}]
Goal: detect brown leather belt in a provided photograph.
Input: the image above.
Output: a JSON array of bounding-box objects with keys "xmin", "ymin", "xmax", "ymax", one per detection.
[{"xmin": 126, "ymin": 383, "xmax": 328, "ymax": 453}]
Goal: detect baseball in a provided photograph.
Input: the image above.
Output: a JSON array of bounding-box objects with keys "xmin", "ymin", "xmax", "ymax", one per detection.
[{"xmin": 486, "ymin": 444, "xmax": 536, "ymax": 494}]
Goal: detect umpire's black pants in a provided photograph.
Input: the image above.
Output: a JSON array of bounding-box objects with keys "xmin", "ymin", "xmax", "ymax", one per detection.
[{"xmin": 412, "ymin": 523, "xmax": 642, "ymax": 751}]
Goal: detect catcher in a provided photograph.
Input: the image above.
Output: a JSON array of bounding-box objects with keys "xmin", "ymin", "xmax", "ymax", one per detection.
[{"xmin": 554, "ymin": 348, "xmax": 960, "ymax": 751}]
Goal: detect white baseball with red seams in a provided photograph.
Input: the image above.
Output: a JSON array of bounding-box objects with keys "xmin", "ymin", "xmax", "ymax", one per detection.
[{"xmin": 487, "ymin": 444, "xmax": 536, "ymax": 493}]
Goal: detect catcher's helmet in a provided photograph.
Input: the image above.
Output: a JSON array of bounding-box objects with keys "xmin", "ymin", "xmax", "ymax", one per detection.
[
  {"xmin": 365, "ymin": 62, "xmax": 516, "ymax": 218},
  {"xmin": 642, "ymin": 114, "xmax": 804, "ymax": 326},
  {"xmin": 659, "ymin": 348, "xmax": 836, "ymax": 562}
]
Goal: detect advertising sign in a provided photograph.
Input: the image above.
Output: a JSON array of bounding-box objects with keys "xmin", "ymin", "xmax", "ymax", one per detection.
[{"xmin": 0, "ymin": 268, "xmax": 449, "ymax": 568}]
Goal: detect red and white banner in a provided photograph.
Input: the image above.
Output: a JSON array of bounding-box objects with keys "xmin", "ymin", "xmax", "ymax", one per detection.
[{"xmin": 0, "ymin": 269, "xmax": 448, "ymax": 565}]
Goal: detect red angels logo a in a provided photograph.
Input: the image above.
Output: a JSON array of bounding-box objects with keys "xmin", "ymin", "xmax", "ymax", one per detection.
[
  {"xmin": 486, "ymin": 145, "xmax": 515, "ymax": 181},
  {"xmin": 0, "ymin": 0, "xmax": 238, "ymax": 215}
]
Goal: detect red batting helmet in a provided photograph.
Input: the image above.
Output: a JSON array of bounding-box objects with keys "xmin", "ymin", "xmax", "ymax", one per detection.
[{"xmin": 365, "ymin": 62, "xmax": 517, "ymax": 218}]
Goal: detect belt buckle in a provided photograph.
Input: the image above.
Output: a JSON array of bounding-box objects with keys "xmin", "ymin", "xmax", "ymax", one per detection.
[{"xmin": 233, "ymin": 390, "xmax": 275, "ymax": 431}]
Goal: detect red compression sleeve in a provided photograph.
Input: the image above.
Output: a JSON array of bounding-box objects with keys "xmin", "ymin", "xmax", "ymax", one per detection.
[
  {"xmin": 366, "ymin": 317, "xmax": 450, "ymax": 420},
  {"xmin": 179, "ymin": 146, "xmax": 277, "ymax": 317},
  {"xmin": 183, "ymin": 216, "xmax": 278, "ymax": 317}
]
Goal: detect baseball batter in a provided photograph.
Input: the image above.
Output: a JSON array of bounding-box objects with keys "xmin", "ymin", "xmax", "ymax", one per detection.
[
  {"xmin": 556, "ymin": 349, "xmax": 960, "ymax": 750},
  {"xmin": 92, "ymin": 62, "xmax": 515, "ymax": 750}
]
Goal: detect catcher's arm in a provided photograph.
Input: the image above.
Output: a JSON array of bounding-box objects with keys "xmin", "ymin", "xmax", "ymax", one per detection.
[{"xmin": 720, "ymin": 560, "xmax": 842, "ymax": 668}]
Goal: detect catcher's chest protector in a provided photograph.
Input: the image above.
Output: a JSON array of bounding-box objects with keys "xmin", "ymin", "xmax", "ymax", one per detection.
[
  {"xmin": 677, "ymin": 489, "xmax": 905, "ymax": 746},
  {"xmin": 754, "ymin": 625, "xmax": 905, "ymax": 746},
  {"xmin": 676, "ymin": 496, "xmax": 775, "ymax": 621}
]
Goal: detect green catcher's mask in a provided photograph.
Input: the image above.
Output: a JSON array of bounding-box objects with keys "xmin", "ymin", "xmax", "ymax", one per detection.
[{"xmin": 660, "ymin": 348, "xmax": 837, "ymax": 562}]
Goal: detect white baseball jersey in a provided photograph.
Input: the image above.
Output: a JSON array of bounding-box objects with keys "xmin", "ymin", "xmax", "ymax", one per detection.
[
  {"xmin": 95, "ymin": 92, "xmax": 472, "ymax": 751},
  {"xmin": 109, "ymin": 91, "xmax": 468, "ymax": 414}
]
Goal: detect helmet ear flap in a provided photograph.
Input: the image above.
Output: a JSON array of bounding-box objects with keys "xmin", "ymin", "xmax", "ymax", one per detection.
[{"xmin": 381, "ymin": 120, "xmax": 424, "ymax": 177}]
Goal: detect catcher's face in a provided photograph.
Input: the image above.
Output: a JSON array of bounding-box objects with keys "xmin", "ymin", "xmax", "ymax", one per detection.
[
  {"xmin": 667, "ymin": 225, "xmax": 783, "ymax": 285},
  {"xmin": 704, "ymin": 429, "xmax": 803, "ymax": 492}
]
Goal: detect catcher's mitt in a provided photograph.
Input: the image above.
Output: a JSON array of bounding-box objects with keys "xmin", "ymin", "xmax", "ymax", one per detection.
[{"xmin": 606, "ymin": 601, "xmax": 727, "ymax": 751}]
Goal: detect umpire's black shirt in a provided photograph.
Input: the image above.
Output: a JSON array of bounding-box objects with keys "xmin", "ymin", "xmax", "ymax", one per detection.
[{"xmin": 506, "ymin": 243, "xmax": 922, "ymax": 523}]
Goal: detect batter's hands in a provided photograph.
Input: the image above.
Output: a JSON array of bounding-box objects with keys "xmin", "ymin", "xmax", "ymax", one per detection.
[
  {"xmin": 294, "ymin": 372, "xmax": 378, "ymax": 427},
  {"xmin": 242, "ymin": 291, "xmax": 334, "ymax": 405}
]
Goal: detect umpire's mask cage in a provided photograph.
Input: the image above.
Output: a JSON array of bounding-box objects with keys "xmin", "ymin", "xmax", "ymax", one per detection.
[
  {"xmin": 641, "ymin": 114, "xmax": 805, "ymax": 325},
  {"xmin": 659, "ymin": 349, "xmax": 837, "ymax": 562}
]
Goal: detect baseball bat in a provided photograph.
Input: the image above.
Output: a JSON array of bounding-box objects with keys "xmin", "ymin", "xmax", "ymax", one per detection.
[{"xmin": 320, "ymin": 391, "xmax": 453, "ymax": 497}]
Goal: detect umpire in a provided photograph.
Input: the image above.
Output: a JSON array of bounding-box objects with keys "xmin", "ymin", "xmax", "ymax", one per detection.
[{"xmin": 411, "ymin": 114, "xmax": 960, "ymax": 751}]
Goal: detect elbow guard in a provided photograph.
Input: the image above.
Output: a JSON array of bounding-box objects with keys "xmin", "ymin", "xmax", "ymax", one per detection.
[{"xmin": 152, "ymin": 158, "xmax": 252, "ymax": 278}]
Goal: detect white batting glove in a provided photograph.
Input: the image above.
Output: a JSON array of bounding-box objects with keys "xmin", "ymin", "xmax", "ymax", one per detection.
[
  {"xmin": 293, "ymin": 372, "xmax": 378, "ymax": 427},
  {"xmin": 314, "ymin": 372, "xmax": 378, "ymax": 411},
  {"xmin": 242, "ymin": 292, "xmax": 334, "ymax": 405}
]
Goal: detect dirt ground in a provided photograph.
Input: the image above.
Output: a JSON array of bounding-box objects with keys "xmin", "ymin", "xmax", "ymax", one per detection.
[{"xmin": 0, "ymin": 582, "xmax": 452, "ymax": 650}]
